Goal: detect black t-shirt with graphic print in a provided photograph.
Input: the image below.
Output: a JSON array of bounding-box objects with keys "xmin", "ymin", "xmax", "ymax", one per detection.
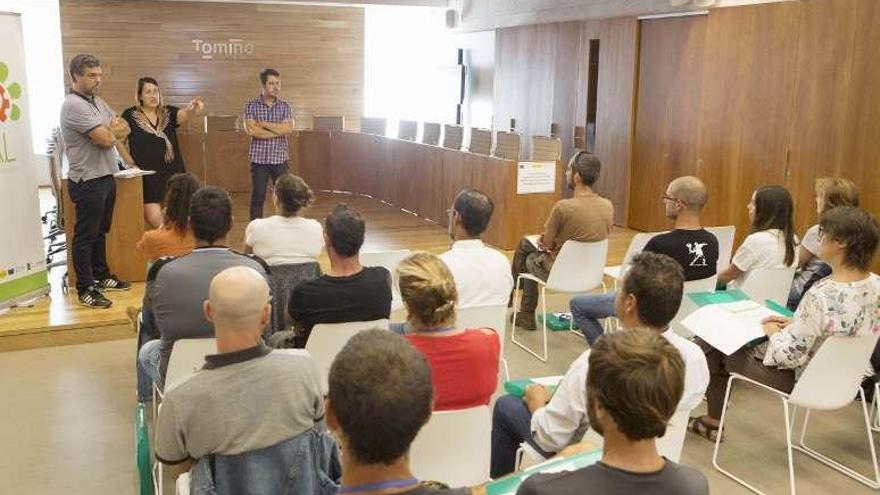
[{"xmin": 643, "ymin": 229, "xmax": 719, "ymax": 281}]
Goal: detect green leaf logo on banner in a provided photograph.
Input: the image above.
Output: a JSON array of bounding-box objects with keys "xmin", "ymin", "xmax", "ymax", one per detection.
[{"xmin": 0, "ymin": 61, "xmax": 24, "ymax": 123}]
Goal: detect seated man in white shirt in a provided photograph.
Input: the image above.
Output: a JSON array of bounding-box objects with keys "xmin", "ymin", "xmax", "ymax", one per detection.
[
  {"xmin": 490, "ymin": 252, "xmax": 710, "ymax": 477},
  {"xmin": 439, "ymin": 189, "xmax": 513, "ymax": 308}
]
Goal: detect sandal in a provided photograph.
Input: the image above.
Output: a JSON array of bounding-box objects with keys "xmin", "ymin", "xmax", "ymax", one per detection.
[{"xmin": 688, "ymin": 416, "xmax": 723, "ymax": 442}]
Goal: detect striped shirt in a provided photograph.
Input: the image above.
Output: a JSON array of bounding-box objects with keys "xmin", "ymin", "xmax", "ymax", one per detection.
[{"xmin": 244, "ymin": 96, "xmax": 293, "ymax": 164}]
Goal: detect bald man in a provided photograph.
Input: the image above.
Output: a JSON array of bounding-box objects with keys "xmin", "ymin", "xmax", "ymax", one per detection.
[
  {"xmin": 154, "ymin": 266, "xmax": 325, "ymax": 480},
  {"xmin": 569, "ymin": 176, "xmax": 719, "ymax": 344}
]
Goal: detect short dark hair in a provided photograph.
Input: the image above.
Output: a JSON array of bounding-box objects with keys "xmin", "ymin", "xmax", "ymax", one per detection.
[
  {"xmin": 587, "ymin": 329, "xmax": 685, "ymax": 441},
  {"xmin": 275, "ymin": 174, "xmax": 314, "ymax": 216},
  {"xmin": 260, "ymin": 68, "xmax": 280, "ymax": 85},
  {"xmin": 569, "ymin": 151, "xmax": 602, "ymax": 187},
  {"xmin": 68, "ymin": 54, "xmax": 100, "ymax": 80},
  {"xmin": 189, "ymin": 186, "xmax": 233, "ymax": 244},
  {"xmin": 819, "ymin": 206, "xmax": 879, "ymax": 271},
  {"xmin": 328, "ymin": 329, "xmax": 433, "ymax": 464},
  {"xmin": 621, "ymin": 252, "xmax": 684, "ymax": 328},
  {"xmin": 453, "ymin": 189, "xmax": 494, "ymax": 237},
  {"xmin": 325, "ymin": 203, "xmax": 365, "ymax": 257}
]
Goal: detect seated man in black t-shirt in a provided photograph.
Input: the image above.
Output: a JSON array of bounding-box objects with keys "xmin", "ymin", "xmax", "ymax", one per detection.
[
  {"xmin": 516, "ymin": 329, "xmax": 708, "ymax": 495},
  {"xmin": 285, "ymin": 204, "xmax": 391, "ymax": 347},
  {"xmin": 569, "ymin": 176, "xmax": 719, "ymax": 344}
]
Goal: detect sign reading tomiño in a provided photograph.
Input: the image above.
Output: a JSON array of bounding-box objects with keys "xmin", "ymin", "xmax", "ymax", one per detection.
[{"xmin": 191, "ymin": 38, "xmax": 255, "ymax": 60}]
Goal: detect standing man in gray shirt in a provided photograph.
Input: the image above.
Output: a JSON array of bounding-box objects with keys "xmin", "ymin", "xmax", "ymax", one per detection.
[{"xmin": 60, "ymin": 54, "xmax": 133, "ymax": 308}]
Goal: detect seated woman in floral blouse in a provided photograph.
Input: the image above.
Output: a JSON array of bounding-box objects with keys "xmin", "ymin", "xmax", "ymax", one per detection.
[{"xmin": 688, "ymin": 206, "xmax": 880, "ymax": 440}]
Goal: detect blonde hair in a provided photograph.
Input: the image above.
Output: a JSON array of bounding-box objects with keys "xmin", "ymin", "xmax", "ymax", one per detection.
[
  {"xmin": 397, "ymin": 251, "xmax": 457, "ymax": 328},
  {"xmin": 815, "ymin": 177, "xmax": 859, "ymax": 213}
]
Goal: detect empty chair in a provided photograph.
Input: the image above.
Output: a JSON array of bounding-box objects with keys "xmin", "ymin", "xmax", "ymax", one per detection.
[
  {"xmin": 422, "ymin": 122, "xmax": 441, "ymax": 146},
  {"xmin": 360, "ymin": 117, "xmax": 387, "ymax": 136},
  {"xmin": 442, "ymin": 124, "xmax": 464, "ymax": 150},
  {"xmin": 468, "ymin": 128, "xmax": 492, "ymax": 155},
  {"xmin": 738, "ymin": 266, "xmax": 797, "ymax": 306},
  {"xmin": 493, "ymin": 131, "xmax": 521, "ymax": 160},
  {"xmin": 305, "ymin": 319, "xmax": 390, "ymax": 393},
  {"xmin": 360, "ymin": 249, "xmax": 412, "ymax": 312},
  {"xmin": 409, "ymin": 406, "xmax": 491, "ymax": 487},
  {"xmin": 456, "ymin": 304, "xmax": 510, "ymax": 382},
  {"xmin": 706, "ymin": 225, "xmax": 735, "ymax": 273},
  {"xmin": 312, "ymin": 115, "xmax": 344, "ymax": 132},
  {"xmin": 530, "ymin": 136, "xmax": 562, "ymax": 162},
  {"xmin": 714, "ymin": 335, "xmax": 880, "ymax": 493},
  {"xmin": 670, "ymin": 275, "xmax": 719, "ymax": 338},
  {"xmin": 266, "ymin": 262, "xmax": 322, "ymax": 338},
  {"xmin": 398, "ymin": 120, "xmax": 418, "ymax": 141},
  {"xmin": 511, "ymin": 240, "xmax": 608, "ymax": 362}
]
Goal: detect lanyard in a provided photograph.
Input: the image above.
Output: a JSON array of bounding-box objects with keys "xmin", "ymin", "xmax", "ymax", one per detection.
[{"xmin": 337, "ymin": 477, "xmax": 419, "ymax": 494}]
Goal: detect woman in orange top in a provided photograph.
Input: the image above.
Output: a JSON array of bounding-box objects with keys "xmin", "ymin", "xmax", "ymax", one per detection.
[{"xmin": 135, "ymin": 173, "xmax": 199, "ymax": 262}]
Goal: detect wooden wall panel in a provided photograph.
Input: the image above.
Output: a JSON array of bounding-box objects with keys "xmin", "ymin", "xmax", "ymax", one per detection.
[{"xmin": 629, "ymin": 15, "xmax": 707, "ymax": 231}]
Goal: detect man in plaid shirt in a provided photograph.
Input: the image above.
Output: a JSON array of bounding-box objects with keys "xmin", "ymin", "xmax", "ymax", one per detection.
[{"xmin": 243, "ymin": 68, "xmax": 295, "ymax": 219}]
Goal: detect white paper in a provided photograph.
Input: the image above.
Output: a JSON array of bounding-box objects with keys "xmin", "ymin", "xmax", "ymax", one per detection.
[
  {"xmin": 113, "ymin": 168, "xmax": 157, "ymax": 179},
  {"xmin": 682, "ymin": 301, "xmax": 777, "ymax": 355},
  {"xmin": 517, "ymin": 161, "xmax": 556, "ymax": 194},
  {"xmin": 533, "ymin": 375, "xmax": 564, "ymax": 387},
  {"xmin": 525, "ymin": 234, "xmax": 541, "ymax": 249}
]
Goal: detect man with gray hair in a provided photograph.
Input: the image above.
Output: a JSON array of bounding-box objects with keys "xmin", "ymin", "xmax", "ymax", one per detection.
[
  {"xmin": 60, "ymin": 53, "xmax": 133, "ymax": 308},
  {"xmin": 569, "ymin": 176, "xmax": 719, "ymax": 344},
  {"xmin": 154, "ymin": 266, "xmax": 324, "ymax": 480}
]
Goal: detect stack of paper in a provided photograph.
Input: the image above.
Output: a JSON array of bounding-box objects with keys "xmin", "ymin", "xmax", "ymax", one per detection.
[
  {"xmin": 113, "ymin": 168, "xmax": 157, "ymax": 179},
  {"xmin": 682, "ymin": 300, "xmax": 780, "ymax": 355}
]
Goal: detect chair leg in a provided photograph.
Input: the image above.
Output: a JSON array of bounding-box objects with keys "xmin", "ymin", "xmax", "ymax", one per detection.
[
  {"xmin": 792, "ymin": 388, "xmax": 880, "ymax": 489},
  {"xmin": 510, "ymin": 277, "xmax": 548, "ymax": 362},
  {"xmin": 713, "ymin": 375, "xmax": 771, "ymax": 494},
  {"xmin": 872, "ymin": 382, "xmax": 880, "ymax": 432},
  {"xmin": 783, "ymin": 400, "xmax": 797, "ymax": 495}
]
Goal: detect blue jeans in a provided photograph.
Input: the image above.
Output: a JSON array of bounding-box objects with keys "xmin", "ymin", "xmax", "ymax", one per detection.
[
  {"xmin": 490, "ymin": 395, "xmax": 554, "ymax": 478},
  {"xmin": 569, "ymin": 292, "xmax": 617, "ymax": 345},
  {"xmin": 137, "ymin": 339, "xmax": 162, "ymax": 400}
]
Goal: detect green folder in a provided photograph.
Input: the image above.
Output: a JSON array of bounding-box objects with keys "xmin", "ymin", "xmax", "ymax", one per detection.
[
  {"xmin": 504, "ymin": 377, "xmax": 562, "ymax": 398},
  {"xmin": 687, "ymin": 289, "xmax": 794, "ymax": 317},
  {"xmin": 486, "ymin": 447, "xmax": 603, "ymax": 495}
]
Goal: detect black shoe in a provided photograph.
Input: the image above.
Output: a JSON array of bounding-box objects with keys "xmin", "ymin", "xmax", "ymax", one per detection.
[
  {"xmin": 97, "ymin": 275, "xmax": 131, "ymax": 292},
  {"xmin": 515, "ymin": 312, "xmax": 537, "ymax": 331},
  {"xmin": 78, "ymin": 287, "xmax": 113, "ymax": 309}
]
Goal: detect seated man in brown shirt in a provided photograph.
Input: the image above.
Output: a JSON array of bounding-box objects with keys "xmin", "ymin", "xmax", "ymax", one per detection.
[{"xmin": 511, "ymin": 151, "xmax": 614, "ymax": 330}]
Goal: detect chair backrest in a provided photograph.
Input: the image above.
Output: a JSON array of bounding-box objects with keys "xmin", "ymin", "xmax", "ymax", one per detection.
[
  {"xmin": 620, "ymin": 232, "xmax": 663, "ymax": 268},
  {"xmin": 670, "ymin": 275, "xmax": 718, "ymax": 338},
  {"xmin": 468, "ymin": 128, "xmax": 492, "ymax": 155},
  {"xmin": 530, "ymin": 136, "xmax": 561, "ymax": 161},
  {"xmin": 409, "ymin": 406, "xmax": 491, "ymax": 486},
  {"xmin": 442, "ymin": 124, "xmax": 463, "ymax": 150},
  {"xmin": 312, "ymin": 115, "xmax": 345, "ymax": 132},
  {"xmin": 360, "ymin": 249, "xmax": 412, "ymax": 312},
  {"xmin": 705, "ymin": 225, "xmax": 735, "ymax": 272},
  {"xmin": 165, "ymin": 338, "xmax": 216, "ymax": 388},
  {"xmin": 305, "ymin": 319, "xmax": 391, "ymax": 393},
  {"xmin": 581, "ymin": 408, "xmax": 691, "ymax": 463},
  {"xmin": 455, "ymin": 304, "xmax": 507, "ymax": 352},
  {"xmin": 398, "ymin": 120, "xmax": 418, "ymax": 141},
  {"xmin": 360, "ymin": 117, "xmax": 387, "ymax": 136},
  {"xmin": 738, "ymin": 266, "xmax": 797, "ymax": 306},
  {"xmin": 493, "ymin": 131, "xmax": 520, "ymax": 160},
  {"xmin": 267, "ymin": 262, "xmax": 322, "ymax": 336},
  {"xmin": 545, "ymin": 240, "xmax": 608, "ymax": 293},
  {"xmin": 422, "ymin": 122, "xmax": 441, "ymax": 146},
  {"xmin": 789, "ymin": 335, "xmax": 880, "ymax": 410}
]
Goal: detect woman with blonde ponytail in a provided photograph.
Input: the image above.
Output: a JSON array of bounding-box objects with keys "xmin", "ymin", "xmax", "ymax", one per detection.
[{"xmin": 397, "ymin": 251, "xmax": 500, "ymax": 411}]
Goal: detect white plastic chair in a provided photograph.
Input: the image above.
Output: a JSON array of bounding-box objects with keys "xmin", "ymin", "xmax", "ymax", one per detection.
[
  {"xmin": 602, "ymin": 232, "xmax": 660, "ymax": 286},
  {"xmin": 409, "ymin": 406, "xmax": 491, "ymax": 486},
  {"xmin": 670, "ymin": 275, "xmax": 718, "ymax": 338},
  {"xmin": 361, "ymin": 249, "xmax": 412, "ymax": 312},
  {"xmin": 511, "ymin": 240, "xmax": 608, "ymax": 362},
  {"xmin": 456, "ymin": 304, "xmax": 510, "ymax": 382},
  {"xmin": 713, "ymin": 335, "xmax": 880, "ymax": 494},
  {"xmin": 738, "ymin": 266, "xmax": 797, "ymax": 307},
  {"xmin": 706, "ymin": 225, "xmax": 735, "ymax": 273},
  {"xmin": 305, "ymin": 319, "xmax": 390, "ymax": 393}
]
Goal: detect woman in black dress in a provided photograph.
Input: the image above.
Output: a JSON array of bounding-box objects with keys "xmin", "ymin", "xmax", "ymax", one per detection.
[{"xmin": 122, "ymin": 77, "xmax": 204, "ymax": 228}]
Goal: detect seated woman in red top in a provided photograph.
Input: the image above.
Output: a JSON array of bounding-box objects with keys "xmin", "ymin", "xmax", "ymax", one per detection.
[{"xmin": 397, "ymin": 251, "xmax": 500, "ymax": 411}]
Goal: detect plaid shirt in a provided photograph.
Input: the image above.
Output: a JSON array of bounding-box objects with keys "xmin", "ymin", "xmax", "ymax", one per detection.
[{"xmin": 244, "ymin": 96, "xmax": 293, "ymax": 164}]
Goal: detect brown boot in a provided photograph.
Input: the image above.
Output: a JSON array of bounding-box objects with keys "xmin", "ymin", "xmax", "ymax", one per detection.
[{"xmin": 515, "ymin": 312, "xmax": 537, "ymax": 331}]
